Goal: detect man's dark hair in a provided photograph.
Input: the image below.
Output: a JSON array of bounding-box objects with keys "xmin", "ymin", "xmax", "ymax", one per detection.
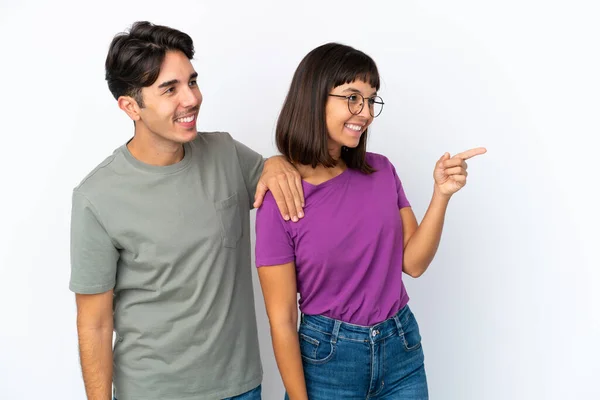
[
  {"xmin": 276, "ymin": 43, "xmax": 380, "ymax": 173},
  {"xmin": 105, "ymin": 21, "xmax": 194, "ymax": 107}
]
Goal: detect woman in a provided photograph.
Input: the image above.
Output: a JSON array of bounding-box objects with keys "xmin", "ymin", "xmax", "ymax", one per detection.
[{"xmin": 255, "ymin": 43, "xmax": 485, "ymax": 399}]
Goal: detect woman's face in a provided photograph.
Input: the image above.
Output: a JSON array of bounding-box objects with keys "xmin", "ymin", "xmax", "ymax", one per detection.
[{"xmin": 325, "ymin": 80, "xmax": 377, "ymax": 158}]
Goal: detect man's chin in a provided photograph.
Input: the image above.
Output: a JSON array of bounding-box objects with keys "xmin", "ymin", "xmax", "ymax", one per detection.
[{"xmin": 175, "ymin": 128, "xmax": 198, "ymax": 143}]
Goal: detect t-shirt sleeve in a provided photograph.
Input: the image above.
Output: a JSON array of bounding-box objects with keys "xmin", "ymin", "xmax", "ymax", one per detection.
[
  {"xmin": 255, "ymin": 195, "xmax": 295, "ymax": 267},
  {"xmin": 391, "ymin": 163, "xmax": 411, "ymax": 209},
  {"xmin": 233, "ymin": 139, "xmax": 265, "ymax": 209},
  {"xmin": 69, "ymin": 191, "xmax": 119, "ymax": 294}
]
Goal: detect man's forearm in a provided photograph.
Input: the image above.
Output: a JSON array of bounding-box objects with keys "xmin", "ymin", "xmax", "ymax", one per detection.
[{"xmin": 77, "ymin": 326, "xmax": 113, "ymax": 400}]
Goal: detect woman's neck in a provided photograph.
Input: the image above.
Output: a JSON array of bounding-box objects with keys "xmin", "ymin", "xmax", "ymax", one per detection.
[{"xmin": 296, "ymin": 160, "xmax": 347, "ymax": 186}]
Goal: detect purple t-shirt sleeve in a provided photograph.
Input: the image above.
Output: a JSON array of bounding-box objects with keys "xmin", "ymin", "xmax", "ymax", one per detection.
[
  {"xmin": 255, "ymin": 194, "xmax": 296, "ymax": 267},
  {"xmin": 391, "ymin": 163, "xmax": 411, "ymax": 209}
]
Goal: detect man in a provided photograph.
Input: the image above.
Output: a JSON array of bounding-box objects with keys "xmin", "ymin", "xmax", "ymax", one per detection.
[{"xmin": 70, "ymin": 21, "xmax": 304, "ymax": 400}]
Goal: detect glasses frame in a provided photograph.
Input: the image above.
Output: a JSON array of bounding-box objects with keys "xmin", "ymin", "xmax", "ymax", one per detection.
[{"xmin": 328, "ymin": 93, "xmax": 385, "ymax": 118}]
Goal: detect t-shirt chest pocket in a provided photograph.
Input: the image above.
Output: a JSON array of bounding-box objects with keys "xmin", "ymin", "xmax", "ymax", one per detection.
[{"xmin": 214, "ymin": 192, "xmax": 242, "ymax": 248}]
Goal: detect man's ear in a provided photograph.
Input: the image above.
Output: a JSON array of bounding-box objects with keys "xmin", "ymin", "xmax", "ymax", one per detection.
[{"xmin": 118, "ymin": 95, "xmax": 142, "ymax": 121}]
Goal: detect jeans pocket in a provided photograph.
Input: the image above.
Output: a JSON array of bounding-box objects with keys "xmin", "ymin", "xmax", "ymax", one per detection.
[
  {"xmin": 400, "ymin": 310, "xmax": 423, "ymax": 352},
  {"xmin": 215, "ymin": 193, "xmax": 242, "ymax": 248},
  {"xmin": 299, "ymin": 325, "xmax": 336, "ymax": 364},
  {"xmin": 299, "ymin": 333, "xmax": 319, "ymax": 359}
]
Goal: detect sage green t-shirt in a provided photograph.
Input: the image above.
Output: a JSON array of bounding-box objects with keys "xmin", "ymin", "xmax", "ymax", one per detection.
[{"xmin": 70, "ymin": 132, "xmax": 264, "ymax": 400}]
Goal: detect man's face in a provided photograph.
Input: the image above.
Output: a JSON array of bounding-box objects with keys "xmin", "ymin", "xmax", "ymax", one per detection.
[{"xmin": 136, "ymin": 50, "xmax": 202, "ymax": 144}]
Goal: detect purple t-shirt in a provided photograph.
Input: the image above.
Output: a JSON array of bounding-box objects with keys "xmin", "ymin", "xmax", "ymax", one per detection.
[{"xmin": 255, "ymin": 153, "xmax": 411, "ymax": 326}]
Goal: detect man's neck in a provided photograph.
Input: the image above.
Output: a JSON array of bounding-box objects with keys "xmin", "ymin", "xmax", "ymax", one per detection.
[{"xmin": 126, "ymin": 131, "xmax": 185, "ymax": 167}]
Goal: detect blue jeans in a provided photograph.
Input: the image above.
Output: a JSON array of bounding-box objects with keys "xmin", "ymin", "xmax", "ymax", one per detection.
[
  {"xmin": 114, "ymin": 384, "xmax": 261, "ymax": 400},
  {"xmin": 286, "ymin": 305, "xmax": 428, "ymax": 399},
  {"xmin": 224, "ymin": 384, "xmax": 262, "ymax": 400}
]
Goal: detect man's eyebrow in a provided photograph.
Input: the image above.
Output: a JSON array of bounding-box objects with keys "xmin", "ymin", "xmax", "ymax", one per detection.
[
  {"xmin": 158, "ymin": 73, "xmax": 198, "ymax": 89},
  {"xmin": 158, "ymin": 79, "xmax": 179, "ymax": 89}
]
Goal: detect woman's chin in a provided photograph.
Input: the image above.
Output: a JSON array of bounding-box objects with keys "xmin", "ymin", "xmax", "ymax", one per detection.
[{"xmin": 344, "ymin": 139, "xmax": 361, "ymax": 149}]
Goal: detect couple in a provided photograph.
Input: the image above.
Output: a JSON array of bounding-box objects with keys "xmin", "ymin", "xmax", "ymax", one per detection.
[{"xmin": 70, "ymin": 21, "xmax": 485, "ymax": 400}]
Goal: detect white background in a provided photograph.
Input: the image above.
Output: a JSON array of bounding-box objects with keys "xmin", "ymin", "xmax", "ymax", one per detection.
[{"xmin": 1, "ymin": 1, "xmax": 598, "ymax": 399}]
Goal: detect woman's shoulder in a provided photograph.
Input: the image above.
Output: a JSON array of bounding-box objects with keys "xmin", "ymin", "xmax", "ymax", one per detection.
[
  {"xmin": 365, "ymin": 152, "xmax": 394, "ymax": 169},
  {"xmin": 256, "ymin": 191, "xmax": 280, "ymax": 216}
]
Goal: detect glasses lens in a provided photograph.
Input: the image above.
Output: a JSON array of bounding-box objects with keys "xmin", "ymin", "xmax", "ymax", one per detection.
[
  {"xmin": 347, "ymin": 94, "xmax": 364, "ymax": 115},
  {"xmin": 371, "ymin": 96, "xmax": 384, "ymax": 117}
]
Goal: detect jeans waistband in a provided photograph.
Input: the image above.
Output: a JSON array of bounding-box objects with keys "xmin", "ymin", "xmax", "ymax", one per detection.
[{"xmin": 300, "ymin": 304, "xmax": 413, "ymax": 344}]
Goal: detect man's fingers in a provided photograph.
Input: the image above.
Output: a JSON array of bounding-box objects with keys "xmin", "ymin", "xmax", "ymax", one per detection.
[
  {"xmin": 294, "ymin": 173, "xmax": 305, "ymax": 208},
  {"xmin": 277, "ymin": 175, "xmax": 297, "ymax": 221},
  {"xmin": 253, "ymin": 182, "xmax": 267, "ymax": 209},
  {"xmin": 288, "ymin": 173, "xmax": 305, "ymax": 218},
  {"xmin": 270, "ymin": 183, "xmax": 290, "ymax": 221}
]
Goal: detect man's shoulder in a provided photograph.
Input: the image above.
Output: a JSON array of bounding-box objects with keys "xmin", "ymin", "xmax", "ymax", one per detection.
[
  {"xmin": 193, "ymin": 131, "xmax": 234, "ymax": 149},
  {"xmin": 188, "ymin": 131, "xmax": 240, "ymax": 164},
  {"xmin": 73, "ymin": 146, "xmax": 125, "ymax": 199}
]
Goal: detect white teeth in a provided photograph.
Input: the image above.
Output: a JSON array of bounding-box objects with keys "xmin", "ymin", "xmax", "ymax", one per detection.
[
  {"xmin": 176, "ymin": 115, "xmax": 194, "ymax": 123},
  {"xmin": 345, "ymin": 123, "xmax": 363, "ymax": 131}
]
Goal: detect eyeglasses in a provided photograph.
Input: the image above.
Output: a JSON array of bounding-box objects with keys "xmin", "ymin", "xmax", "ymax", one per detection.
[{"xmin": 328, "ymin": 93, "xmax": 385, "ymax": 118}]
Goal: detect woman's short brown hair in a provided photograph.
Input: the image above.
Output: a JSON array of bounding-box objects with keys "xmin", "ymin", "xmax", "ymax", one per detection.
[{"xmin": 276, "ymin": 43, "xmax": 380, "ymax": 174}]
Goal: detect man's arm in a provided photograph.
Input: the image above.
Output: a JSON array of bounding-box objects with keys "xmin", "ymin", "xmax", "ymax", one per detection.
[
  {"xmin": 70, "ymin": 190, "xmax": 119, "ymax": 399},
  {"xmin": 76, "ymin": 291, "xmax": 114, "ymax": 400}
]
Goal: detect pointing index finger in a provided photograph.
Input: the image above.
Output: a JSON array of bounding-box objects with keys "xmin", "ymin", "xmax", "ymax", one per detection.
[{"xmin": 454, "ymin": 147, "xmax": 487, "ymax": 160}]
